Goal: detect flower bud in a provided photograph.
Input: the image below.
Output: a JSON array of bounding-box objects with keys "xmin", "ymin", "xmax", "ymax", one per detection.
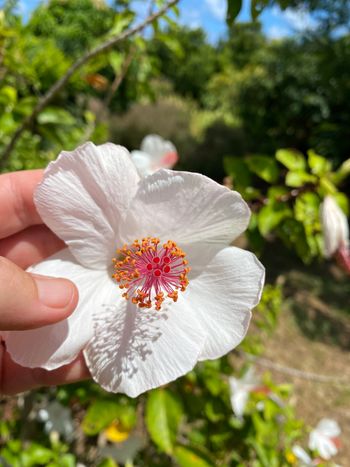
[{"xmin": 320, "ymin": 195, "xmax": 349, "ymax": 258}]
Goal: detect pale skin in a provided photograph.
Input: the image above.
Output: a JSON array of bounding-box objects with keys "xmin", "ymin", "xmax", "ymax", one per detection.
[{"xmin": 0, "ymin": 170, "xmax": 90, "ymax": 395}]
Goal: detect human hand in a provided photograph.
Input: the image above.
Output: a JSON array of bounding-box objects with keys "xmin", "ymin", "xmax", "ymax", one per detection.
[{"xmin": 0, "ymin": 170, "xmax": 90, "ymax": 395}]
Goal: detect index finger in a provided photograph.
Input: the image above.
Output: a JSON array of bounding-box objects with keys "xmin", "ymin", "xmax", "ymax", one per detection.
[
  {"xmin": 0, "ymin": 346, "xmax": 90, "ymax": 395},
  {"xmin": 0, "ymin": 170, "xmax": 43, "ymax": 239}
]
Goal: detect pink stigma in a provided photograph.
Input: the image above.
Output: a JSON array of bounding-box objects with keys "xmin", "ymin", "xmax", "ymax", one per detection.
[{"xmin": 112, "ymin": 237, "xmax": 190, "ymax": 310}]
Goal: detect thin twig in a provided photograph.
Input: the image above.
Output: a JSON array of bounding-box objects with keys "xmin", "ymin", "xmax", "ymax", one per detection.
[
  {"xmin": 0, "ymin": 0, "xmax": 179, "ymax": 170},
  {"xmin": 80, "ymin": 50, "xmax": 135, "ymax": 144},
  {"xmin": 243, "ymin": 352, "xmax": 350, "ymax": 387},
  {"xmin": 104, "ymin": 49, "xmax": 135, "ymax": 108}
]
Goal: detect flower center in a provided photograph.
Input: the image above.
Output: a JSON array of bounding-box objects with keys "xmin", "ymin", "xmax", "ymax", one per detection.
[{"xmin": 112, "ymin": 237, "xmax": 190, "ymax": 310}]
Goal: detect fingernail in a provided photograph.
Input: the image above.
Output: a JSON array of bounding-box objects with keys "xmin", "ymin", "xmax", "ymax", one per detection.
[{"xmin": 34, "ymin": 275, "xmax": 76, "ymax": 309}]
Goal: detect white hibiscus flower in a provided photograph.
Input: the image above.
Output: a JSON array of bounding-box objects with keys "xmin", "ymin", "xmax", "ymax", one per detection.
[
  {"xmin": 229, "ymin": 367, "xmax": 260, "ymax": 419},
  {"xmin": 130, "ymin": 134, "xmax": 178, "ymax": 176},
  {"xmin": 309, "ymin": 418, "xmax": 341, "ymax": 460},
  {"xmin": 320, "ymin": 196, "xmax": 349, "ymax": 258},
  {"xmin": 5, "ymin": 142, "xmax": 264, "ymax": 397}
]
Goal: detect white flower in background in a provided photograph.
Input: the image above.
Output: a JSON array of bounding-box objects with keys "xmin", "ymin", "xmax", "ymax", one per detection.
[
  {"xmin": 130, "ymin": 134, "xmax": 178, "ymax": 176},
  {"xmin": 5, "ymin": 142, "xmax": 264, "ymax": 397},
  {"xmin": 292, "ymin": 445, "xmax": 313, "ymax": 466},
  {"xmin": 308, "ymin": 418, "xmax": 341, "ymax": 460},
  {"xmin": 320, "ymin": 196, "xmax": 349, "ymax": 258},
  {"xmin": 229, "ymin": 367, "xmax": 260, "ymax": 418}
]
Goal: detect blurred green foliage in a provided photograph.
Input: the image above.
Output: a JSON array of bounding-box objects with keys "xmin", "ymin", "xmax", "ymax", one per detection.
[
  {"xmin": 28, "ymin": 0, "xmax": 116, "ymax": 57},
  {"xmin": 225, "ymin": 148, "xmax": 349, "ymax": 263},
  {"xmin": 0, "ymin": 0, "xmax": 349, "ymax": 465}
]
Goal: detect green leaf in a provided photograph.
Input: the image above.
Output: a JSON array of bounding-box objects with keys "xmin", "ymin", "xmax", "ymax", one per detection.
[
  {"xmin": 276, "ymin": 148, "xmax": 306, "ymax": 171},
  {"xmin": 226, "ymin": 0, "xmax": 243, "ymax": 26},
  {"xmin": 37, "ymin": 107, "xmax": 76, "ymax": 126},
  {"xmin": 258, "ymin": 202, "xmax": 292, "ymax": 236},
  {"xmin": 108, "ymin": 12, "xmax": 134, "ymax": 37},
  {"xmin": 267, "ymin": 186, "xmax": 289, "ymax": 199},
  {"xmin": 98, "ymin": 458, "xmax": 119, "ymax": 467},
  {"xmin": 251, "ymin": 0, "xmax": 268, "ymax": 20},
  {"xmin": 223, "ymin": 156, "xmax": 252, "ymax": 188},
  {"xmin": 0, "ymin": 113, "xmax": 16, "ymax": 134},
  {"xmin": 156, "ymin": 33, "xmax": 183, "ymax": 58},
  {"xmin": 162, "ymin": 15, "xmax": 180, "ymax": 30},
  {"xmin": 109, "ymin": 51, "xmax": 123, "ymax": 73},
  {"xmin": 294, "ymin": 192, "xmax": 320, "ymax": 225},
  {"xmin": 7, "ymin": 440, "xmax": 21, "ymax": 453},
  {"xmin": 307, "ymin": 149, "xmax": 331, "ymax": 176},
  {"xmin": 246, "ymin": 155, "xmax": 279, "ymax": 183},
  {"xmin": 0, "ymin": 85, "xmax": 17, "ymax": 109},
  {"xmin": 204, "ymin": 400, "xmax": 225, "ymax": 422},
  {"xmin": 14, "ymin": 96, "xmax": 37, "ymax": 117},
  {"xmin": 204, "ymin": 373, "xmax": 224, "ymax": 396},
  {"xmin": 319, "ymin": 177, "xmax": 337, "ymax": 195},
  {"xmin": 285, "ymin": 170, "xmax": 317, "ymax": 187},
  {"xmin": 278, "ymin": 218, "xmax": 312, "ymax": 262},
  {"xmin": 174, "ymin": 446, "xmax": 213, "ymax": 467},
  {"xmin": 145, "ymin": 389, "xmax": 183, "ymax": 454},
  {"xmin": 294, "ymin": 193, "xmax": 322, "ymax": 258},
  {"xmin": 24, "ymin": 444, "xmax": 53, "ymax": 465},
  {"xmin": 333, "ymin": 192, "xmax": 349, "ymax": 216},
  {"xmin": 58, "ymin": 454, "xmax": 76, "ymax": 467},
  {"xmin": 82, "ymin": 400, "xmax": 125, "ymax": 436},
  {"xmin": 332, "ymin": 158, "xmax": 350, "ymax": 184}
]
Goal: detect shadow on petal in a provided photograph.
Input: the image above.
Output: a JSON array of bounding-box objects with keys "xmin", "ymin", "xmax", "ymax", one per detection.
[{"xmin": 84, "ymin": 300, "xmax": 169, "ymax": 393}]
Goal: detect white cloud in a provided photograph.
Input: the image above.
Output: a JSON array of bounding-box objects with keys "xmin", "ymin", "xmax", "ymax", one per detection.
[
  {"xmin": 271, "ymin": 5, "xmax": 319, "ymax": 32},
  {"xmin": 284, "ymin": 8, "xmax": 318, "ymax": 31},
  {"xmin": 266, "ymin": 25, "xmax": 290, "ymax": 39},
  {"xmin": 332, "ymin": 25, "xmax": 350, "ymax": 38},
  {"xmin": 205, "ymin": 0, "xmax": 226, "ymax": 21}
]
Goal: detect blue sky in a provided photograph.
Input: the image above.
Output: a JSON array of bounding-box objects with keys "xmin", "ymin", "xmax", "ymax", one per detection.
[
  {"xmin": 16, "ymin": 0, "xmax": 320, "ymax": 42},
  {"xmin": 180, "ymin": 0, "xmax": 320, "ymax": 42}
]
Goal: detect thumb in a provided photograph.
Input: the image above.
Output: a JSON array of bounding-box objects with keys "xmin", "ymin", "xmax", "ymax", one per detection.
[{"xmin": 0, "ymin": 257, "xmax": 78, "ymax": 330}]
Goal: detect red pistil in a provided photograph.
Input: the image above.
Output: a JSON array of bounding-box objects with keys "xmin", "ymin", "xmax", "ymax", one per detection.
[{"xmin": 112, "ymin": 237, "xmax": 190, "ymax": 310}]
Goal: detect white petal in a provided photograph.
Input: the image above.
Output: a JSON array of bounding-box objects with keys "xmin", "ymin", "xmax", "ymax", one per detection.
[
  {"xmin": 229, "ymin": 368, "xmax": 259, "ymax": 418},
  {"xmin": 130, "ymin": 150, "xmax": 153, "ymax": 177},
  {"xmin": 140, "ymin": 134, "xmax": 177, "ymax": 167},
  {"xmin": 187, "ymin": 246, "xmax": 265, "ymax": 360},
  {"xmin": 84, "ymin": 293, "xmax": 206, "ymax": 397},
  {"xmin": 321, "ymin": 196, "xmax": 349, "ymax": 257},
  {"xmin": 292, "ymin": 445, "xmax": 312, "ymax": 465},
  {"xmin": 230, "ymin": 387, "xmax": 249, "ymax": 418},
  {"xmin": 241, "ymin": 366, "xmax": 259, "ymax": 386},
  {"xmin": 317, "ymin": 439, "xmax": 338, "ymax": 460},
  {"xmin": 229, "ymin": 376, "xmax": 251, "ymax": 418},
  {"xmin": 229, "ymin": 367, "xmax": 258, "ymax": 394},
  {"xmin": 309, "ymin": 432, "xmax": 338, "ymax": 460},
  {"xmin": 120, "ymin": 170, "xmax": 251, "ymax": 247},
  {"xmin": 6, "ymin": 249, "xmax": 108, "ymax": 370},
  {"xmin": 309, "ymin": 419, "xmax": 340, "ymax": 460},
  {"xmin": 35, "ymin": 142, "xmax": 140, "ymax": 269},
  {"xmin": 316, "ymin": 418, "xmax": 341, "ymax": 438}
]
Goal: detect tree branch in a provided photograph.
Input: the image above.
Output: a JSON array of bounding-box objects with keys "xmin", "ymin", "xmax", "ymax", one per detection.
[
  {"xmin": 104, "ymin": 48, "xmax": 135, "ymax": 108},
  {"xmin": 0, "ymin": 0, "xmax": 179, "ymax": 170}
]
